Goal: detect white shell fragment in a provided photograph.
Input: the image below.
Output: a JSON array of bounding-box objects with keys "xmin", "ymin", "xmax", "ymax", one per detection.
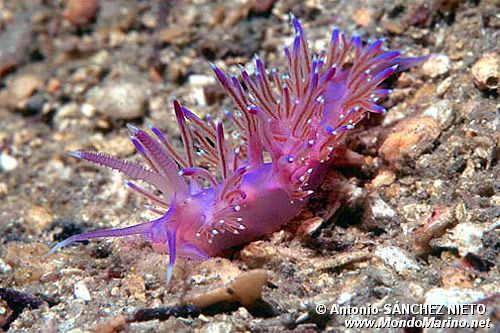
[{"xmin": 74, "ymin": 281, "xmax": 91, "ymax": 301}]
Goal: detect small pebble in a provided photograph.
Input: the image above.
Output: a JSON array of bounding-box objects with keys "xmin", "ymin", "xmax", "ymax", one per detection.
[
  {"xmin": 63, "ymin": 0, "xmax": 100, "ymax": 26},
  {"xmin": 354, "ymin": 9, "xmax": 374, "ymax": 27},
  {"xmin": 26, "ymin": 205, "xmax": 53, "ymax": 234},
  {"xmin": 422, "ymin": 99, "xmax": 454, "ymax": 129},
  {"xmin": 439, "ymin": 266, "xmax": 474, "ymax": 288},
  {"xmin": 167, "ymin": 62, "xmax": 185, "ymax": 83},
  {"xmin": 46, "ymin": 78, "xmax": 61, "ymax": 94},
  {"xmin": 370, "ymin": 196, "xmax": 396, "ymax": 219},
  {"xmin": 188, "ymin": 74, "xmax": 215, "ymax": 86},
  {"xmin": 371, "ymin": 169, "xmax": 396, "ymax": 188},
  {"xmin": 436, "ymin": 76, "xmax": 452, "ymax": 96},
  {"xmin": 193, "ymin": 87, "xmax": 207, "ymax": 107},
  {"xmin": 375, "ymin": 246, "xmax": 421, "ymax": 274},
  {"xmin": 0, "ymin": 153, "xmax": 18, "ymax": 172},
  {"xmin": 0, "ymin": 14, "xmax": 33, "ymax": 78},
  {"xmin": 186, "ymin": 269, "xmax": 268, "ymax": 308},
  {"xmin": 424, "ymin": 287, "xmax": 485, "ymax": 307},
  {"xmin": 99, "ymin": 135, "xmax": 136, "ymax": 157},
  {"xmin": 159, "ymin": 26, "xmax": 192, "ymax": 46},
  {"xmin": 94, "ymin": 316, "xmax": 127, "ymax": 333},
  {"xmin": 0, "ymin": 299, "xmax": 13, "ymax": 329},
  {"xmin": 74, "ymin": 281, "xmax": 92, "ymax": 301},
  {"xmin": 110, "ymin": 287, "xmax": 120, "ymax": 297},
  {"xmin": 337, "ymin": 292, "xmax": 354, "ymax": 305},
  {"xmin": 0, "ymin": 73, "xmax": 44, "ymax": 111},
  {"xmin": 471, "ymin": 53, "xmax": 499, "ymax": 92},
  {"xmin": 212, "ymin": 6, "xmax": 226, "ymax": 26},
  {"xmin": 203, "ymin": 321, "xmax": 234, "ymax": 333},
  {"xmin": 383, "ymin": 21, "xmax": 404, "ymax": 35},
  {"xmin": 86, "ymin": 81, "xmax": 148, "ymax": 120},
  {"xmin": 422, "ymin": 54, "xmax": 451, "ymax": 78},
  {"xmin": 203, "ymin": 84, "xmax": 226, "ymax": 105},
  {"xmin": 240, "ymin": 241, "xmax": 279, "ymax": 268},
  {"xmin": 80, "ymin": 103, "xmax": 96, "ymax": 118},
  {"xmin": 121, "ymin": 272, "xmax": 146, "ymax": 301},
  {"xmin": 0, "ymin": 182, "xmax": 7, "ymax": 197},
  {"xmin": 379, "ymin": 116, "xmax": 440, "ymax": 167},
  {"xmin": 249, "ymin": 0, "xmax": 277, "ymax": 14},
  {"xmin": 445, "ymin": 222, "xmax": 485, "ymax": 256},
  {"xmin": 8, "ymin": 73, "xmax": 43, "ymax": 100},
  {"xmin": 0, "ymin": 259, "xmax": 12, "ymax": 274},
  {"xmin": 295, "ymin": 217, "xmax": 325, "ymax": 239}
]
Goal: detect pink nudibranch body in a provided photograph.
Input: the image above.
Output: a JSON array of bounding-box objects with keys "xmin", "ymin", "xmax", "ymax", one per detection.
[{"xmin": 49, "ymin": 15, "xmax": 425, "ymax": 285}]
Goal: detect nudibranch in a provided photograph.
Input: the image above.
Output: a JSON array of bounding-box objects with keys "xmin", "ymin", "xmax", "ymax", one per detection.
[{"xmin": 49, "ymin": 15, "xmax": 424, "ymax": 285}]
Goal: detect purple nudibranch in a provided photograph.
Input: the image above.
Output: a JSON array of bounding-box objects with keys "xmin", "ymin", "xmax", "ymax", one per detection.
[{"xmin": 49, "ymin": 15, "xmax": 425, "ymax": 285}]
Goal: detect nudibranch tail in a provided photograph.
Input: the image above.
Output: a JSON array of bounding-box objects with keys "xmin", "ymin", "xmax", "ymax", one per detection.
[
  {"xmin": 48, "ymin": 210, "xmax": 181, "ymax": 285},
  {"xmin": 48, "ymin": 219, "xmax": 155, "ymax": 255},
  {"xmin": 50, "ymin": 14, "xmax": 425, "ymax": 285}
]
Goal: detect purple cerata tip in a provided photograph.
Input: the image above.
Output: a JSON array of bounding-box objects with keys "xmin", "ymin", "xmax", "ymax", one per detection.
[
  {"xmin": 126, "ymin": 123, "xmax": 140, "ymax": 134},
  {"xmin": 67, "ymin": 151, "xmax": 82, "ymax": 158}
]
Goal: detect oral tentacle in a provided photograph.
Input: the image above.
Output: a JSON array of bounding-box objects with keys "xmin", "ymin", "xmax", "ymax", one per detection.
[{"xmin": 165, "ymin": 227, "xmax": 177, "ymax": 286}]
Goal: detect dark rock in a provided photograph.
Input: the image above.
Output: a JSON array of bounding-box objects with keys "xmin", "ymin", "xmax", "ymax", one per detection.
[{"xmin": 0, "ymin": 288, "xmax": 44, "ymax": 331}]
